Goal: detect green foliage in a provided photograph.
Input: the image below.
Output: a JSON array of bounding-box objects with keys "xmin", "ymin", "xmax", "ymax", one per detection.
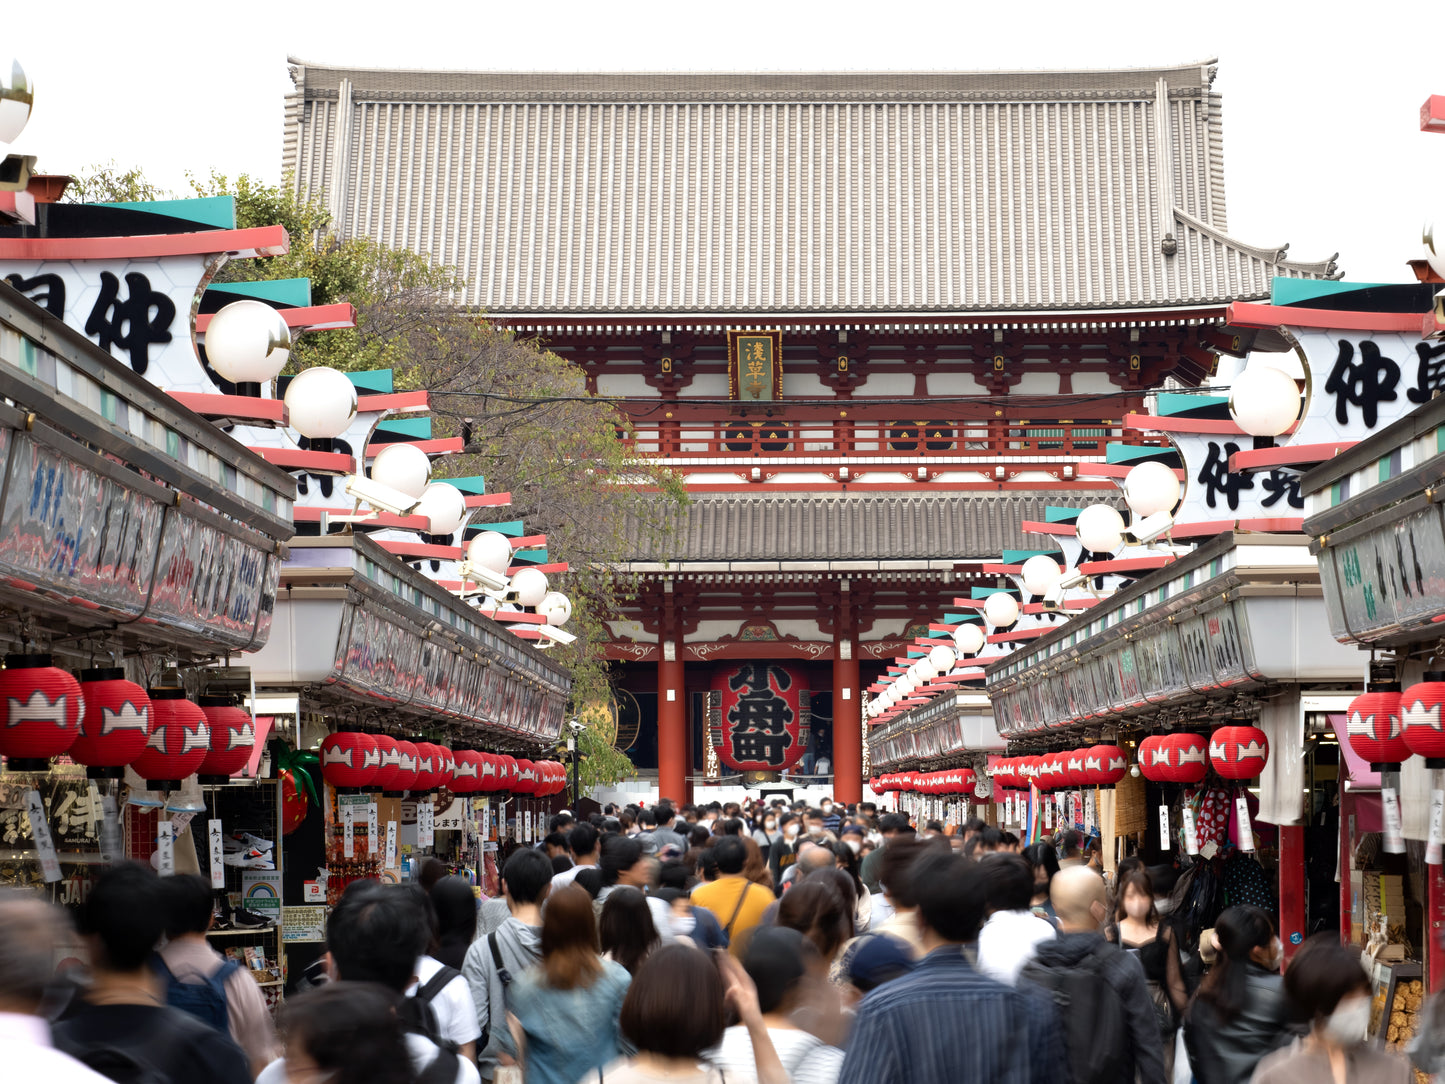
[
  {"xmin": 62, "ymin": 162, "xmax": 171, "ymax": 204},
  {"xmin": 559, "ymin": 726, "xmax": 637, "ymax": 803}
]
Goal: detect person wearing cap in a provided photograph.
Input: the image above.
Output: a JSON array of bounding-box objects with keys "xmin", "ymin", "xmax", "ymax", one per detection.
[
  {"xmin": 837, "ymin": 933, "xmax": 916, "ymax": 1007},
  {"xmin": 709, "ymin": 927, "xmax": 845, "ymax": 1084}
]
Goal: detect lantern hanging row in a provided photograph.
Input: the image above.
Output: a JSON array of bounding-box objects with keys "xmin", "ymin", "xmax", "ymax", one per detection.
[
  {"xmin": 1343, "ymin": 666, "xmax": 1445, "ymax": 771},
  {"xmin": 1132, "ymin": 726, "xmax": 1270, "ymax": 784},
  {"xmin": 991, "ymin": 745, "xmax": 1129, "ymax": 792},
  {"xmin": 318, "ymin": 732, "xmax": 570, "ymax": 797}
]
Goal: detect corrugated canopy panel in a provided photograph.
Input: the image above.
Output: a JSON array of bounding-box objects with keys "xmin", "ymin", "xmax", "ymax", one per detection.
[
  {"xmin": 623, "ymin": 493, "xmax": 1057, "ymax": 561},
  {"xmin": 284, "ymin": 60, "xmax": 1337, "ymax": 316}
]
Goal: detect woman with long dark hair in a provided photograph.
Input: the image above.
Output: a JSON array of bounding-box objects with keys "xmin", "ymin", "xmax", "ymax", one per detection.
[
  {"xmin": 429, "ymin": 875, "xmax": 477, "ymax": 970},
  {"xmin": 1107, "ymin": 869, "xmax": 1189, "ymax": 1074},
  {"xmin": 599, "ymin": 886, "xmax": 662, "ymax": 975},
  {"xmin": 829, "ymin": 840, "xmax": 872, "ymax": 934},
  {"xmin": 276, "ymin": 983, "xmax": 413, "ymax": 1084},
  {"xmin": 1021, "ymin": 842, "xmax": 1060, "ymax": 924},
  {"xmin": 506, "ymin": 884, "xmax": 632, "ymax": 1084},
  {"xmin": 1184, "ymin": 904, "xmax": 1299, "ymax": 1084}
]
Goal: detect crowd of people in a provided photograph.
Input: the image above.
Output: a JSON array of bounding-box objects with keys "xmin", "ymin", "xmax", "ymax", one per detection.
[{"xmin": 0, "ymin": 794, "xmax": 1423, "ymax": 1084}]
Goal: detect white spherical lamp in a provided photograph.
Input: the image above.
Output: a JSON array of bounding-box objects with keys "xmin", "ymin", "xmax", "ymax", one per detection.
[
  {"xmin": 511, "ymin": 567, "xmax": 549, "ymax": 608},
  {"xmin": 415, "ymin": 482, "xmax": 468, "ymax": 536},
  {"xmin": 953, "ymin": 623, "xmax": 986, "ymax": 655},
  {"xmin": 1020, "ymin": 554, "xmax": 1062, "ymax": 596},
  {"xmin": 897, "ymin": 675, "xmax": 916, "ymax": 697},
  {"xmin": 1076, "ymin": 504, "xmax": 1126, "ymax": 553},
  {"xmin": 983, "ymin": 592, "xmax": 1020, "ymax": 628},
  {"xmin": 1425, "ymin": 218, "xmax": 1445, "ymax": 281},
  {"xmin": 284, "ymin": 366, "xmax": 358, "ymax": 440},
  {"xmin": 205, "ymin": 300, "xmax": 292, "ymax": 384},
  {"xmin": 538, "ymin": 591, "xmax": 572, "ymax": 626},
  {"xmin": 0, "ymin": 59, "xmax": 34, "ymax": 145},
  {"xmin": 915, "ymin": 659, "xmax": 939, "ymax": 682},
  {"xmin": 370, "ymin": 444, "xmax": 432, "ymax": 500},
  {"xmin": 1229, "ymin": 364, "xmax": 1301, "ymax": 437},
  {"xmin": 466, "ymin": 531, "xmax": 513, "ymax": 575},
  {"xmin": 928, "ymin": 644, "xmax": 957, "ymax": 673},
  {"xmin": 1123, "ymin": 461, "xmax": 1181, "ymax": 518}
]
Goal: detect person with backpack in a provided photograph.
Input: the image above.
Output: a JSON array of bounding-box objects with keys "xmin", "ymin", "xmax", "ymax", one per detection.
[
  {"xmin": 153, "ymin": 873, "xmax": 278, "ymax": 1077},
  {"xmin": 1018, "ymin": 865, "xmax": 1167, "ymax": 1084},
  {"xmin": 461, "ymin": 847, "xmax": 549, "ymax": 1082},
  {"xmin": 256, "ymin": 879, "xmax": 478, "ymax": 1084},
  {"xmin": 401, "ymin": 884, "xmax": 481, "ymax": 1062},
  {"xmin": 838, "ymin": 851, "xmax": 1064, "ymax": 1084},
  {"xmin": 51, "ymin": 863, "xmax": 253, "ymax": 1084}
]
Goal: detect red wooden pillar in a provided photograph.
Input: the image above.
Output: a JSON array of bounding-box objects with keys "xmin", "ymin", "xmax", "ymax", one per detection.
[
  {"xmin": 1278, "ymin": 825, "xmax": 1305, "ymax": 965},
  {"xmin": 833, "ymin": 642, "xmax": 862, "ymax": 804},
  {"xmin": 657, "ymin": 652, "xmax": 687, "ymax": 804}
]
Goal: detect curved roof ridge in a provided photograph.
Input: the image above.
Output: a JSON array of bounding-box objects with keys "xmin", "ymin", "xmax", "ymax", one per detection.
[{"xmin": 1172, "ymin": 206, "xmax": 1341, "ymax": 279}]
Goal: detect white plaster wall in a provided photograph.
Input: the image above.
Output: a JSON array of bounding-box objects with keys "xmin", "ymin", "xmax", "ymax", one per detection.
[
  {"xmin": 926, "ymin": 371, "xmax": 985, "ymax": 395},
  {"xmin": 596, "ymin": 373, "xmax": 652, "ymax": 397}
]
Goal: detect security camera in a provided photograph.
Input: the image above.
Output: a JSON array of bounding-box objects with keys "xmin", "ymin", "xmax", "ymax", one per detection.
[
  {"xmin": 344, "ymin": 474, "xmax": 420, "ymax": 517},
  {"xmin": 1128, "ymin": 511, "xmax": 1174, "ymax": 544},
  {"xmin": 1057, "ymin": 569, "xmax": 1087, "ymax": 591},
  {"xmin": 456, "ymin": 563, "xmax": 511, "ymax": 596},
  {"xmin": 537, "ymin": 625, "xmax": 577, "ymax": 645}
]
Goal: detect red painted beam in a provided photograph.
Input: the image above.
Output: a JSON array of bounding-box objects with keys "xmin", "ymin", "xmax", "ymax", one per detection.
[
  {"xmin": 247, "ymin": 447, "xmax": 354, "ymax": 474},
  {"xmin": 196, "ymin": 301, "xmax": 355, "ymax": 333},
  {"xmin": 467, "ymin": 493, "xmax": 513, "ymax": 507},
  {"xmin": 357, "ymin": 391, "xmax": 429, "ymax": 412},
  {"xmin": 1278, "ymin": 825, "xmax": 1305, "ymax": 966},
  {"xmin": 1124, "ymin": 412, "xmax": 1295, "ymax": 437},
  {"xmin": 1076, "ymin": 462, "xmax": 1185, "ymax": 480},
  {"xmin": 291, "ymin": 506, "xmax": 429, "ymax": 530},
  {"xmin": 1227, "ymin": 301, "xmax": 1427, "ymax": 334},
  {"xmin": 0, "ymin": 224, "xmax": 288, "ymax": 260},
  {"xmin": 1077, "ymin": 555, "xmax": 1177, "ymax": 574},
  {"xmin": 1023, "ymin": 520, "xmax": 1076, "ymax": 536},
  {"xmin": 365, "ymin": 438, "xmax": 464, "ymax": 457},
  {"xmin": 1228, "ymin": 442, "xmax": 1355, "ymax": 472},
  {"xmin": 375, "ymin": 540, "xmax": 464, "ymax": 560},
  {"xmin": 169, "ymin": 392, "xmax": 287, "ymax": 424},
  {"xmin": 507, "ymin": 562, "xmax": 569, "ymax": 575}
]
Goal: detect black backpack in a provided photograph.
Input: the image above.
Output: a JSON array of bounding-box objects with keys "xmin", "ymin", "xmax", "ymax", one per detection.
[
  {"xmin": 397, "ymin": 965, "xmax": 462, "ymax": 1055},
  {"xmin": 65, "ymin": 1043, "xmax": 169, "ymax": 1084},
  {"xmin": 1021, "ymin": 943, "xmax": 1131, "ymax": 1084}
]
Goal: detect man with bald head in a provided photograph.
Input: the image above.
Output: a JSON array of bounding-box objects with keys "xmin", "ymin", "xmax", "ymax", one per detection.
[{"xmin": 1018, "ymin": 866, "xmax": 1166, "ymax": 1084}]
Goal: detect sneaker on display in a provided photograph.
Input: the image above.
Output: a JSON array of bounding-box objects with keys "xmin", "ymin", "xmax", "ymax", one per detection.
[
  {"xmin": 223, "ymin": 832, "xmax": 275, "ymax": 853},
  {"xmin": 231, "ymin": 906, "xmax": 274, "ymax": 929},
  {"xmin": 222, "ymin": 848, "xmax": 275, "ymax": 869}
]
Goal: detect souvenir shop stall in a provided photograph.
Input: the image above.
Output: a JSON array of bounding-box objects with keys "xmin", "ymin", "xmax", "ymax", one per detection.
[
  {"xmin": 865, "ymin": 690, "xmax": 1003, "ymax": 823},
  {"xmin": 983, "ymin": 532, "xmax": 1361, "ymax": 962}
]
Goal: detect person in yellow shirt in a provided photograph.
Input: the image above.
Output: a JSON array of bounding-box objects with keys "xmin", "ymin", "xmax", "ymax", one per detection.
[{"xmin": 691, "ymin": 836, "xmax": 775, "ymax": 957}]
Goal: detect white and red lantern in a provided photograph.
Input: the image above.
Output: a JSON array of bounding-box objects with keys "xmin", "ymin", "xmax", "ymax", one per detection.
[
  {"xmin": 197, "ymin": 697, "xmax": 255, "ymax": 783},
  {"xmin": 1347, "ymin": 684, "xmax": 1409, "ymax": 768},
  {"xmin": 131, "ymin": 689, "xmax": 209, "ymax": 789},
  {"xmin": 371, "ymin": 735, "xmax": 403, "ymax": 792},
  {"xmin": 1157, "ymin": 733, "xmax": 1209, "ymax": 785},
  {"xmin": 1403, "ymin": 673, "xmax": 1445, "ymax": 767},
  {"xmin": 0, "ymin": 654, "xmax": 83, "ymax": 768},
  {"xmin": 1084, "ymin": 744, "xmax": 1129, "ymax": 786},
  {"xmin": 494, "ymin": 754, "xmax": 517, "ymax": 791},
  {"xmin": 319, "ymin": 732, "xmax": 380, "ymax": 791},
  {"xmin": 1137, "ymin": 736, "xmax": 1167, "ymax": 781},
  {"xmin": 390, "ymin": 740, "xmax": 420, "ymax": 793},
  {"xmin": 710, "ymin": 664, "xmax": 811, "ymax": 773},
  {"xmin": 512, "ymin": 758, "xmax": 537, "ymax": 795},
  {"xmin": 411, "ymin": 742, "xmax": 451, "ymax": 794},
  {"xmin": 1065, "ymin": 750, "xmax": 1088, "ymax": 788},
  {"xmin": 433, "ymin": 746, "xmax": 455, "ymax": 789},
  {"xmin": 71, "ymin": 668, "xmax": 151, "ymax": 778},
  {"xmin": 451, "ymin": 750, "xmax": 485, "ymax": 794},
  {"xmin": 1208, "ymin": 725, "xmax": 1270, "ymax": 780}
]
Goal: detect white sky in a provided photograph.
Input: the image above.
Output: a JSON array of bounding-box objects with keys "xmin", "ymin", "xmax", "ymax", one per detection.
[{"xmin": 11, "ymin": 0, "xmax": 1443, "ymax": 284}]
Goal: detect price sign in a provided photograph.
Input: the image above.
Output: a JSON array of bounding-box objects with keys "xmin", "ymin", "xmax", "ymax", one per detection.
[
  {"xmin": 1234, "ymin": 796, "xmax": 1255, "ymax": 853},
  {"xmin": 157, "ymin": 818, "xmax": 174, "ymax": 875},
  {"xmin": 25, "ymin": 790, "xmax": 61, "ymax": 883},
  {"xmin": 1085, "ymin": 792, "xmax": 1096, "ymax": 832},
  {"xmin": 1043, "ymin": 799, "xmax": 1053, "ymax": 830},
  {"xmin": 385, "ymin": 820, "xmax": 398, "ymax": 868},
  {"xmin": 1159, "ymin": 805, "xmax": 1171, "ymax": 847},
  {"xmin": 1428, "ymin": 789, "xmax": 1445, "ymax": 866},
  {"xmin": 208, "ymin": 819, "xmax": 225, "ymax": 888},
  {"xmin": 367, "ymin": 801, "xmax": 378, "ymax": 856},
  {"xmin": 1182, "ymin": 805, "xmax": 1199, "ymax": 855},
  {"xmin": 342, "ymin": 802, "xmax": 355, "ymax": 858},
  {"xmin": 1382, "ymin": 786, "xmax": 1406, "ymax": 854}
]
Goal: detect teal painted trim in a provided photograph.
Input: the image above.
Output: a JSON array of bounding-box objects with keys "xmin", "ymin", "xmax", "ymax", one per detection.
[
  {"xmin": 971, "ymin": 586, "xmax": 1019, "ymax": 599},
  {"xmin": 1001, "ymin": 549, "xmax": 1061, "ymax": 563},
  {"xmin": 1044, "ymin": 506, "xmax": 1081, "ymax": 523},
  {"xmin": 513, "ymin": 548, "xmax": 548, "ymax": 564},
  {"xmin": 445, "ymin": 476, "xmax": 487, "ymax": 495},
  {"xmin": 1271, "ymin": 277, "xmax": 1391, "ymax": 306},
  {"xmin": 97, "ymin": 195, "xmax": 236, "ymax": 230},
  {"xmin": 1106, "ymin": 443, "xmax": 1167, "ymax": 464},
  {"xmin": 1157, "ymin": 392, "xmax": 1230, "ymax": 417},
  {"xmin": 464, "ymin": 519, "xmax": 524, "ymax": 537},
  {"xmin": 906, "ymin": 650, "xmax": 926, "ymax": 658},
  {"xmin": 346, "ymin": 370, "xmax": 393, "ymax": 394},
  {"xmin": 374, "ymin": 418, "xmax": 431, "ymax": 439},
  {"xmin": 207, "ymin": 278, "xmax": 311, "ymax": 307}
]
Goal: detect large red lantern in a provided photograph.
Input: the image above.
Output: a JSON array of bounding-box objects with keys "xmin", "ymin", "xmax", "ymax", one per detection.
[
  {"xmin": 513, "ymin": 759, "xmax": 538, "ymax": 795},
  {"xmin": 709, "ymin": 664, "xmax": 811, "ymax": 773},
  {"xmin": 1064, "ymin": 750, "xmax": 1088, "ymax": 788},
  {"xmin": 451, "ymin": 750, "xmax": 485, "ymax": 794},
  {"xmin": 1403, "ymin": 673, "xmax": 1445, "ymax": 767},
  {"xmin": 197, "ymin": 698, "xmax": 255, "ymax": 783},
  {"xmin": 371, "ymin": 735, "xmax": 402, "ymax": 791},
  {"xmin": 1158, "ymin": 733, "xmax": 1209, "ymax": 785},
  {"xmin": 281, "ymin": 768, "xmax": 309, "ymax": 835},
  {"xmin": 319, "ymin": 732, "xmax": 380, "ymax": 791},
  {"xmin": 1084, "ymin": 744, "xmax": 1129, "ymax": 786},
  {"xmin": 1347, "ymin": 684, "xmax": 1409, "ymax": 768},
  {"xmin": 0, "ymin": 654, "xmax": 84, "ymax": 768},
  {"xmin": 411, "ymin": 742, "xmax": 450, "ymax": 794},
  {"xmin": 433, "ymin": 746, "xmax": 455, "ymax": 789},
  {"xmin": 71, "ymin": 668, "xmax": 151, "ymax": 778},
  {"xmin": 131, "ymin": 689, "xmax": 209, "ymax": 789},
  {"xmin": 390, "ymin": 740, "xmax": 420, "ymax": 793},
  {"xmin": 1039, "ymin": 753, "xmax": 1065, "ymax": 790},
  {"xmin": 1137, "ymin": 736, "xmax": 1167, "ymax": 781},
  {"xmin": 1208, "ymin": 725, "xmax": 1269, "ymax": 780},
  {"xmin": 494, "ymin": 754, "xmax": 517, "ymax": 791}
]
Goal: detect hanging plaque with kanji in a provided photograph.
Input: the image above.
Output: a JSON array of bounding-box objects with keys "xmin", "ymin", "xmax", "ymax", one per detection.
[
  {"xmin": 710, "ymin": 663, "xmax": 810, "ymax": 772},
  {"xmin": 727, "ymin": 330, "xmax": 783, "ymax": 404}
]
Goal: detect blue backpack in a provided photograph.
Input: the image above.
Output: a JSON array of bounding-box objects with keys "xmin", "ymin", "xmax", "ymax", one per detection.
[{"xmin": 153, "ymin": 954, "xmax": 240, "ymax": 1031}]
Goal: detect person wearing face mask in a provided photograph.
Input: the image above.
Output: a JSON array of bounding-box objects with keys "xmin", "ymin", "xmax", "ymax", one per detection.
[
  {"xmin": 819, "ymin": 800, "xmax": 842, "ymax": 835},
  {"xmin": 1183, "ymin": 905, "xmax": 1302, "ymax": 1084},
  {"xmin": 1106, "ymin": 870, "xmax": 1188, "ymax": 1076},
  {"xmin": 1252, "ymin": 935, "xmax": 1408, "ymax": 1084},
  {"xmin": 752, "ymin": 812, "xmax": 783, "ymax": 864},
  {"xmin": 770, "ymin": 813, "xmax": 804, "ymax": 890}
]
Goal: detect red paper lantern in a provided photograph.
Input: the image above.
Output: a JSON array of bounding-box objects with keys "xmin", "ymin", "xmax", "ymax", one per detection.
[
  {"xmin": 474, "ymin": 752, "xmax": 500, "ymax": 792},
  {"xmin": 1039, "ymin": 753, "xmax": 1065, "ymax": 791},
  {"xmin": 1137, "ymin": 736, "xmax": 1166, "ymax": 781},
  {"xmin": 71, "ymin": 668, "xmax": 151, "ymax": 778},
  {"xmin": 1064, "ymin": 750, "xmax": 1088, "ymax": 788},
  {"xmin": 131, "ymin": 689, "xmax": 209, "ymax": 789},
  {"xmin": 197, "ymin": 698, "xmax": 255, "ymax": 783},
  {"xmin": 1347, "ymin": 685, "xmax": 1409, "ymax": 768},
  {"xmin": 451, "ymin": 750, "xmax": 485, "ymax": 794},
  {"xmin": 319, "ymin": 732, "xmax": 380, "ymax": 791},
  {"xmin": 390, "ymin": 740, "xmax": 420, "ymax": 792},
  {"xmin": 0, "ymin": 654, "xmax": 84, "ymax": 767},
  {"xmin": 433, "ymin": 746, "xmax": 455, "ymax": 789},
  {"xmin": 1158, "ymin": 733, "xmax": 1209, "ymax": 785},
  {"xmin": 281, "ymin": 768, "xmax": 309, "ymax": 835},
  {"xmin": 1084, "ymin": 744, "xmax": 1129, "ymax": 786},
  {"xmin": 1209, "ymin": 725, "xmax": 1269, "ymax": 780},
  {"xmin": 494, "ymin": 755, "xmax": 517, "ymax": 791},
  {"xmin": 411, "ymin": 742, "xmax": 450, "ymax": 793},
  {"xmin": 1403, "ymin": 673, "xmax": 1445, "ymax": 766},
  {"xmin": 371, "ymin": 735, "xmax": 402, "ymax": 791},
  {"xmin": 710, "ymin": 664, "xmax": 811, "ymax": 773}
]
